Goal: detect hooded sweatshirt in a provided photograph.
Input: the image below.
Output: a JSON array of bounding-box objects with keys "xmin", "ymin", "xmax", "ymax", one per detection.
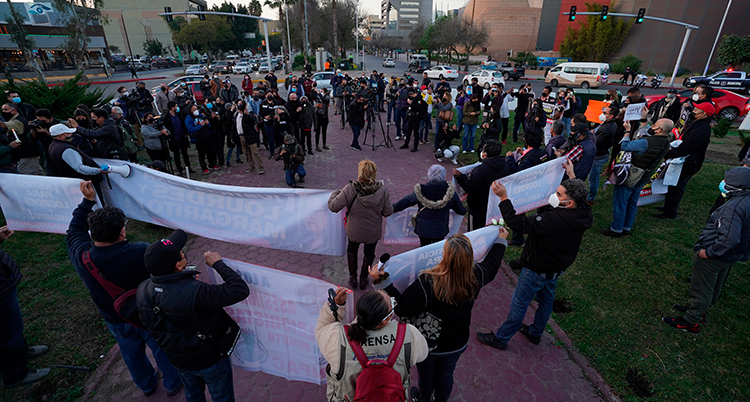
[{"xmin": 328, "ymin": 180, "xmax": 394, "ymax": 244}]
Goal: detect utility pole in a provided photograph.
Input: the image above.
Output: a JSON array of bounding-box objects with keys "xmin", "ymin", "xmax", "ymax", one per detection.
[
  {"xmin": 704, "ymin": 0, "xmax": 731, "ymax": 75},
  {"xmin": 304, "ymin": 0, "xmax": 310, "ymax": 59},
  {"xmin": 121, "ymin": 14, "xmax": 134, "ymax": 68},
  {"xmin": 285, "ymin": 0, "xmax": 293, "ymax": 72}
]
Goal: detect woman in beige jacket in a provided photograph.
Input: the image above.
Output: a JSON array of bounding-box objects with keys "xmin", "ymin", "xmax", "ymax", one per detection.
[{"xmin": 328, "ymin": 160, "xmax": 394, "ymax": 289}]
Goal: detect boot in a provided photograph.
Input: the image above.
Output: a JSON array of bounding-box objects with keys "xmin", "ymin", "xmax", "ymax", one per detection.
[
  {"xmin": 347, "ymin": 249, "xmax": 359, "ymax": 289},
  {"xmin": 360, "ymin": 255, "xmax": 375, "ymax": 290}
]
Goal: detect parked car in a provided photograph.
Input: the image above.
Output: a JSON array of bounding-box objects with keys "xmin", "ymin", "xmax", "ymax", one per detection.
[
  {"xmin": 645, "ymin": 88, "xmax": 750, "ymax": 121},
  {"xmin": 233, "ymin": 62, "xmax": 252, "ymax": 74},
  {"xmin": 481, "ymin": 61, "xmax": 525, "ymax": 81},
  {"xmin": 462, "ymin": 69, "xmax": 506, "ymax": 89},
  {"xmin": 131, "ymin": 60, "xmax": 151, "ymax": 71},
  {"xmin": 684, "ymin": 70, "xmax": 750, "ymax": 93},
  {"xmin": 210, "ymin": 61, "xmax": 232, "ymax": 73},
  {"xmin": 545, "ymin": 62, "xmax": 609, "ymax": 89},
  {"xmin": 382, "ymin": 58, "xmax": 395, "ymax": 68},
  {"xmin": 423, "ymin": 65, "xmax": 458, "ymax": 80},
  {"xmin": 185, "ymin": 64, "xmax": 207, "ymax": 75},
  {"xmin": 311, "ymin": 72, "xmax": 334, "ymax": 91},
  {"xmin": 408, "ymin": 60, "xmax": 432, "ymax": 73},
  {"xmin": 258, "ymin": 62, "xmax": 272, "ymax": 73}
]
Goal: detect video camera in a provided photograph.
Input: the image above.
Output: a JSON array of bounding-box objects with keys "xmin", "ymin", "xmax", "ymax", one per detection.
[{"xmin": 152, "ymin": 115, "xmax": 166, "ymax": 131}]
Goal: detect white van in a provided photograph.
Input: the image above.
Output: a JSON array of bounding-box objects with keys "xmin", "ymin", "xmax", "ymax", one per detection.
[
  {"xmin": 545, "ymin": 62, "xmax": 610, "ymax": 89},
  {"xmin": 226, "ymin": 54, "xmax": 240, "ymax": 61},
  {"xmin": 410, "ymin": 54, "xmax": 428, "ymax": 62}
]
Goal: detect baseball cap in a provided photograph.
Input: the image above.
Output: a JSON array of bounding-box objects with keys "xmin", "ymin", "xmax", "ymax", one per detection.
[
  {"xmin": 694, "ymin": 102, "xmax": 715, "ymax": 116},
  {"xmin": 144, "ymin": 229, "xmax": 188, "ymax": 276},
  {"xmin": 572, "ymin": 123, "xmax": 590, "ymax": 135},
  {"xmin": 50, "ymin": 123, "xmax": 76, "ymax": 136},
  {"xmin": 667, "ymin": 89, "xmax": 677, "ymax": 94}
]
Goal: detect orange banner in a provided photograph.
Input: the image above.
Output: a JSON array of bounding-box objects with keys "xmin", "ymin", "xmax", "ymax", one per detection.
[{"xmin": 584, "ymin": 100, "xmax": 608, "ymax": 124}]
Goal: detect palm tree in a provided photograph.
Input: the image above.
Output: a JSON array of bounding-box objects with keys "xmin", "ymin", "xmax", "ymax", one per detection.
[{"xmin": 264, "ymin": 0, "xmax": 297, "ymax": 72}]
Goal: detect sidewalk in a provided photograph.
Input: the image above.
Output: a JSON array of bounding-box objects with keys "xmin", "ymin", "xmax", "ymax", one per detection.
[{"xmin": 79, "ymin": 116, "xmax": 618, "ymax": 402}]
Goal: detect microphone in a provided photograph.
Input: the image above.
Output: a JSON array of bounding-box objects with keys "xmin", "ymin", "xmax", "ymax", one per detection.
[
  {"xmin": 377, "ymin": 253, "xmax": 390, "ymax": 271},
  {"xmin": 327, "ymin": 288, "xmax": 339, "ymax": 321}
]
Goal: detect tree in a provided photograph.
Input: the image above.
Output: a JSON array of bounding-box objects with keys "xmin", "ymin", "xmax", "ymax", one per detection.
[
  {"xmin": 716, "ymin": 34, "xmax": 750, "ymax": 70},
  {"xmin": 211, "ymin": 2, "xmax": 262, "ymax": 52},
  {"xmin": 4, "ymin": 0, "xmax": 45, "ymax": 82},
  {"xmin": 143, "ymin": 38, "xmax": 165, "ymax": 57},
  {"xmin": 559, "ymin": 2, "xmax": 632, "ymax": 63},
  {"xmin": 108, "ymin": 45, "xmax": 121, "ymax": 54},
  {"xmin": 52, "ymin": 0, "xmax": 106, "ymax": 81},
  {"xmin": 174, "ymin": 16, "xmax": 236, "ymax": 59},
  {"xmin": 509, "ymin": 51, "xmax": 538, "ymax": 67},
  {"xmin": 264, "ymin": 0, "xmax": 297, "ymax": 71},
  {"xmin": 456, "ymin": 19, "xmax": 489, "ymax": 72}
]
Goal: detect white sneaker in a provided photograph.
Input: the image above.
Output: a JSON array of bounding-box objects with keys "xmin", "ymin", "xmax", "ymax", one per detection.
[
  {"xmin": 452, "ymin": 159, "xmax": 458, "ymax": 165},
  {"xmin": 462, "ymin": 150, "xmax": 467, "ymax": 154},
  {"xmin": 437, "ymin": 158, "xmax": 443, "ymax": 162}
]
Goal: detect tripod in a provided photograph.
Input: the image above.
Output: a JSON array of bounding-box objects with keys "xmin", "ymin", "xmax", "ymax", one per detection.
[{"xmin": 362, "ymin": 100, "xmax": 395, "ymax": 152}]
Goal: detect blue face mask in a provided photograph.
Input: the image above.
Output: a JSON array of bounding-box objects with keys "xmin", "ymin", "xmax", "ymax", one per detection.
[
  {"xmin": 719, "ymin": 180, "xmax": 728, "ymax": 195},
  {"xmin": 291, "ymin": 88, "xmax": 297, "ymax": 92},
  {"xmin": 206, "ymin": 103, "xmax": 213, "ymax": 109},
  {"xmin": 175, "ymin": 106, "xmax": 180, "ymax": 113},
  {"xmin": 11, "ymin": 97, "xmax": 21, "ymax": 104}
]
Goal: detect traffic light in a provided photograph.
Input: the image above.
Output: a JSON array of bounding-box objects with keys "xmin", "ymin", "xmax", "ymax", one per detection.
[
  {"xmin": 262, "ymin": 40, "xmax": 266, "ymax": 46},
  {"xmin": 636, "ymin": 8, "xmax": 645, "ymax": 24},
  {"xmin": 198, "ymin": 5, "xmax": 206, "ymax": 21},
  {"xmin": 568, "ymin": 5, "xmax": 577, "ymax": 21},
  {"xmin": 164, "ymin": 7, "xmax": 173, "ymax": 22},
  {"xmin": 600, "ymin": 5, "xmax": 609, "ymax": 20}
]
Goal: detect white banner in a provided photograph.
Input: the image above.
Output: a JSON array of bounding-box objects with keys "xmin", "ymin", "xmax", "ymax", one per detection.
[
  {"xmin": 485, "ymin": 159, "xmax": 566, "ymax": 224},
  {"xmin": 0, "ymin": 174, "xmax": 101, "ymax": 234},
  {"xmin": 382, "ymin": 208, "xmax": 463, "ymax": 246},
  {"xmin": 452, "ymin": 162, "xmax": 480, "ymax": 201},
  {"xmin": 209, "ymin": 258, "xmax": 354, "ymax": 385},
  {"xmin": 385, "ymin": 226, "xmax": 500, "ymax": 291},
  {"xmin": 95, "ymin": 160, "xmax": 346, "ymax": 256}
]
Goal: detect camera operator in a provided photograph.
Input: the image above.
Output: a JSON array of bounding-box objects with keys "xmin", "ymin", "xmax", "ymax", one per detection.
[
  {"xmin": 113, "ymin": 86, "xmax": 133, "ymax": 121},
  {"xmin": 1, "ymin": 103, "xmax": 43, "ymax": 175},
  {"xmin": 173, "ymin": 86, "xmax": 193, "ymax": 114},
  {"xmin": 386, "ymin": 77, "xmax": 399, "ymax": 123},
  {"xmin": 393, "ymin": 82, "xmax": 409, "ymax": 140},
  {"xmin": 348, "ymin": 95, "xmax": 367, "ymax": 151},
  {"xmin": 298, "ymin": 95, "xmax": 316, "ymax": 155},
  {"xmin": 400, "ymin": 89, "xmax": 427, "ymax": 152},
  {"xmin": 285, "ymin": 93, "xmax": 302, "ymax": 142},
  {"xmin": 377, "ymin": 72, "xmax": 387, "ymax": 112},
  {"xmin": 141, "ymin": 112, "xmax": 171, "ymax": 165},
  {"xmin": 69, "ymin": 108, "xmax": 127, "ymax": 161},
  {"xmin": 133, "ymin": 81, "xmax": 155, "ymax": 119},
  {"xmin": 274, "ymin": 134, "xmax": 306, "ymax": 188},
  {"xmin": 111, "ymin": 106, "xmax": 138, "ymax": 163},
  {"xmin": 204, "ymin": 100, "xmax": 226, "ymax": 167},
  {"xmin": 340, "ymin": 79, "xmax": 356, "ymax": 130}
]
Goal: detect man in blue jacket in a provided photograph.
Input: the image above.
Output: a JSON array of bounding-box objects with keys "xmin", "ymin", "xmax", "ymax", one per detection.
[
  {"xmin": 66, "ymin": 181, "xmax": 181, "ymax": 396},
  {"xmin": 185, "ymin": 104, "xmax": 219, "ymax": 175},
  {"xmin": 663, "ymin": 167, "xmax": 750, "ymax": 334}
]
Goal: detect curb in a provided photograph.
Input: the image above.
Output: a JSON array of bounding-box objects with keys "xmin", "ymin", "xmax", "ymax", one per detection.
[
  {"xmin": 499, "ymin": 261, "xmax": 622, "ymax": 402},
  {"xmin": 79, "ymin": 343, "xmax": 121, "ymax": 401}
]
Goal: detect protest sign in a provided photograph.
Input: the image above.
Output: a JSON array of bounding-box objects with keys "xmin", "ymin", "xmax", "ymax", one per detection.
[
  {"xmin": 385, "ymin": 225, "xmax": 501, "ymax": 291},
  {"xmin": 0, "ymin": 174, "xmax": 101, "ymax": 234},
  {"xmin": 452, "ymin": 162, "xmax": 480, "ymax": 201},
  {"xmin": 208, "ymin": 258, "xmax": 354, "ymax": 385},
  {"xmin": 484, "ymin": 158, "xmax": 566, "ymax": 224},
  {"xmin": 624, "ymin": 103, "xmax": 646, "ymax": 121},
  {"xmin": 740, "ymin": 114, "xmax": 750, "ymax": 131},
  {"xmin": 96, "ymin": 160, "xmax": 347, "ymax": 256},
  {"xmin": 383, "ymin": 208, "xmax": 464, "ymax": 246},
  {"xmin": 584, "ymin": 100, "xmax": 608, "ymax": 124}
]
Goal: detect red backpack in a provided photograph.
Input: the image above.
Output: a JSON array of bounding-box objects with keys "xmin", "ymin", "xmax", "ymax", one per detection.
[
  {"xmin": 81, "ymin": 251, "xmax": 145, "ymax": 329},
  {"xmin": 347, "ymin": 322, "xmax": 407, "ymax": 402}
]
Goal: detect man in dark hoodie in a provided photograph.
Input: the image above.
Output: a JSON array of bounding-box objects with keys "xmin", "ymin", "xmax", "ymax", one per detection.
[
  {"xmin": 68, "ymin": 108, "xmax": 127, "ymax": 160},
  {"xmin": 297, "ymin": 95, "xmax": 316, "ymax": 155},
  {"xmin": 453, "ymin": 140, "xmax": 507, "ymax": 230},
  {"xmin": 663, "ymin": 166, "xmax": 750, "ymax": 335},
  {"xmin": 588, "ymin": 104, "xmax": 619, "ymax": 204},
  {"xmin": 477, "ymin": 178, "xmax": 592, "ymax": 350}
]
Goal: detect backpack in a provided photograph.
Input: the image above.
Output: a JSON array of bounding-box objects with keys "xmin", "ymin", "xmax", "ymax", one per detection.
[
  {"xmin": 81, "ymin": 251, "xmax": 145, "ymax": 329},
  {"xmin": 347, "ymin": 322, "xmax": 407, "ymax": 402},
  {"xmin": 116, "ymin": 123, "xmax": 138, "ymax": 155}
]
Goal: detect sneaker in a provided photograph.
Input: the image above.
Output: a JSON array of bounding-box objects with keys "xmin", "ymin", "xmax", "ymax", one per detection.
[
  {"xmin": 3, "ymin": 368, "xmax": 51, "ymax": 388},
  {"xmin": 673, "ymin": 305, "xmax": 707, "ymax": 324},
  {"xmin": 316, "ymin": 147, "xmax": 322, "ymax": 152},
  {"xmin": 323, "ymin": 145, "xmax": 330, "ymax": 150},
  {"xmin": 351, "ymin": 146, "xmax": 362, "ymax": 151},
  {"xmin": 662, "ymin": 316, "xmax": 700, "ymax": 334},
  {"xmin": 236, "ymin": 159, "xmax": 243, "ymax": 163},
  {"xmin": 187, "ymin": 167, "xmax": 196, "ymax": 174},
  {"xmin": 203, "ymin": 169, "xmax": 210, "ymax": 175},
  {"xmin": 144, "ymin": 386, "xmax": 156, "ymax": 396},
  {"xmin": 399, "ymin": 144, "xmax": 410, "ymax": 149},
  {"xmin": 462, "ymin": 150, "xmax": 467, "ymax": 154},
  {"xmin": 298, "ymin": 175, "xmax": 305, "ymax": 183},
  {"xmin": 27, "ymin": 345, "xmax": 48, "ymax": 358},
  {"xmin": 518, "ymin": 324, "xmax": 541, "ymax": 345},
  {"xmin": 211, "ymin": 165, "xmax": 221, "ymax": 170},
  {"xmin": 167, "ymin": 382, "xmax": 184, "ymax": 397},
  {"xmin": 259, "ymin": 169, "xmax": 265, "ymax": 174},
  {"xmin": 654, "ymin": 213, "xmax": 677, "ymax": 220},
  {"xmin": 394, "ymin": 136, "xmax": 402, "ymax": 140},
  {"xmin": 476, "ymin": 332, "xmax": 507, "ymax": 350},
  {"xmin": 452, "ymin": 159, "xmax": 458, "ymax": 165},
  {"xmin": 599, "ymin": 228, "xmax": 622, "ymax": 238},
  {"xmin": 226, "ymin": 162, "xmax": 231, "ymax": 168},
  {"xmin": 308, "ymin": 150, "xmax": 314, "ymax": 155},
  {"xmin": 502, "ymin": 140, "xmax": 507, "ymax": 145},
  {"xmin": 437, "ymin": 158, "xmax": 443, "ymax": 162}
]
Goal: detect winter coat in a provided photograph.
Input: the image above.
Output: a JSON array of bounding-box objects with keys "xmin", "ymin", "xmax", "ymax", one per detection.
[
  {"xmin": 393, "ymin": 182, "xmax": 466, "ymax": 239},
  {"xmin": 665, "ymin": 117, "xmax": 712, "ymax": 176},
  {"xmin": 462, "ymin": 101, "xmax": 481, "ymax": 125},
  {"xmin": 141, "ymin": 124, "xmax": 164, "ymax": 151},
  {"xmin": 273, "ymin": 141, "xmax": 305, "ymax": 170},
  {"xmin": 155, "ymin": 90, "xmax": 177, "ymax": 114},
  {"xmin": 297, "ymin": 101, "xmax": 316, "ymax": 130},
  {"xmin": 594, "ymin": 120, "xmax": 618, "ymax": 157},
  {"xmin": 348, "ymin": 101, "xmax": 366, "ymax": 127},
  {"xmin": 455, "ymin": 156, "xmax": 507, "ymax": 224},
  {"xmin": 328, "ymin": 181, "xmax": 394, "ymax": 244},
  {"xmin": 434, "ymin": 100, "xmax": 454, "ymax": 125},
  {"xmin": 219, "ymin": 84, "xmax": 240, "ymax": 104},
  {"xmin": 76, "ymin": 118, "xmax": 127, "ymax": 160}
]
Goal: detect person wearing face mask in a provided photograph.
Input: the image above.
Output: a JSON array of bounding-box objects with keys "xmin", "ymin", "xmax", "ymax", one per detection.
[
  {"xmin": 141, "ymin": 112, "xmax": 171, "ymax": 165},
  {"xmin": 461, "ymin": 94, "xmax": 482, "ymax": 153},
  {"xmin": 155, "ymin": 84, "xmax": 177, "ymax": 115},
  {"xmin": 264, "ymin": 70, "xmax": 278, "ymax": 91},
  {"xmin": 260, "ymin": 94, "xmax": 279, "ymax": 156},
  {"xmin": 477, "ymin": 177, "xmax": 592, "ymax": 351},
  {"xmin": 235, "ymin": 100, "xmax": 263, "ymax": 174},
  {"xmin": 113, "ymin": 86, "xmax": 132, "ymax": 121},
  {"xmin": 673, "ymin": 84, "xmax": 713, "ymax": 137},
  {"xmin": 655, "ymin": 101, "xmax": 714, "ymax": 220},
  {"xmin": 554, "ymin": 115, "xmax": 596, "ymax": 181},
  {"xmin": 401, "ymin": 89, "xmax": 428, "ymax": 152},
  {"xmin": 162, "ymin": 101, "xmax": 194, "ymax": 175},
  {"xmin": 4, "ymin": 90, "xmax": 35, "ymax": 122},
  {"xmin": 0, "ymin": 103, "xmax": 42, "ymax": 175},
  {"xmin": 297, "ymin": 95, "xmax": 316, "ymax": 155},
  {"xmin": 47, "ymin": 124, "xmax": 104, "ymax": 185},
  {"xmin": 600, "ymin": 118, "xmax": 674, "ymax": 238},
  {"xmin": 69, "ymin": 108, "xmax": 127, "ymax": 160},
  {"xmin": 314, "ymin": 88, "xmax": 330, "ymax": 152},
  {"xmin": 453, "ymin": 140, "xmax": 507, "ymax": 230},
  {"xmin": 274, "ymin": 134, "xmax": 306, "ymax": 187},
  {"xmin": 219, "ymin": 79, "xmax": 239, "ymax": 104},
  {"xmin": 241, "ymin": 74, "xmax": 253, "ymax": 95},
  {"xmin": 133, "ymin": 82, "xmax": 155, "ymax": 118},
  {"xmin": 184, "ymin": 105, "xmax": 219, "ymax": 175},
  {"xmin": 348, "ymin": 95, "xmax": 367, "ymax": 151},
  {"xmin": 662, "ymin": 166, "xmax": 750, "ymax": 335},
  {"xmin": 285, "ymin": 92, "xmax": 302, "ymax": 142},
  {"xmin": 588, "ymin": 105, "xmax": 620, "ymax": 204},
  {"xmin": 200, "ymin": 75, "xmax": 212, "ymax": 102}
]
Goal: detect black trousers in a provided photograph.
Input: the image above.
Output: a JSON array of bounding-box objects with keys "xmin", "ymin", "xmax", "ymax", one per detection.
[
  {"xmin": 146, "ymin": 148, "xmax": 170, "ymax": 163},
  {"xmin": 213, "ymin": 134, "xmax": 225, "ymax": 165},
  {"xmin": 663, "ymin": 172, "xmax": 694, "ymax": 218},
  {"xmin": 195, "ymin": 136, "xmax": 216, "ymax": 170},
  {"xmin": 315, "ymin": 118, "xmax": 329, "ymax": 147},
  {"xmin": 301, "ymin": 128, "xmax": 313, "ymax": 152},
  {"xmin": 500, "ymin": 117, "xmax": 510, "ymax": 142},
  {"xmin": 419, "ymin": 236, "xmax": 443, "ymax": 247},
  {"xmin": 404, "ymin": 119, "xmax": 420, "ymax": 148},
  {"xmin": 170, "ymin": 140, "xmax": 191, "ymax": 170}
]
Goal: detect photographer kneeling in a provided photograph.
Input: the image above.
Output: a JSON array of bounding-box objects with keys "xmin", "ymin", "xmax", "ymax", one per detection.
[
  {"xmin": 274, "ymin": 134, "xmax": 306, "ymax": 188},
  {"xmin": 141, "ymin": 112, "xmax": 171, "ymax": 165}
]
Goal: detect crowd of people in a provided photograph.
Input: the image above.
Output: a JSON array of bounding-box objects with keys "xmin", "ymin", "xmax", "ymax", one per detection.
[{"xmin": 1, "ymin": 64, "xmax": 750, "ymax": 402}]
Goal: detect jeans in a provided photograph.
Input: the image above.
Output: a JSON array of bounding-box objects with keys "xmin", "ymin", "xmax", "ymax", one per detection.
[
  {"xmin": 265, "ymin": 124, "xmax": 276, "ymax": 155},
  {"xmin": 350, "ymin": 124, "xmax": 361, "ymax": 148},
  {"xmin": 587, "ymin": 155, "xmax": 609, "ymax": 202},
  {"xmin": 609, "ymin": 176, "xmax": 650, "ymax": 232},
  {"xmin": 387, "ymin": 100, "xmax": 396, "ymax": 122},
  {"xmin": 394, "ymin": 108, "xmax": 407, "ymax": 138},
  {"xmin": 0, "ymin": 290, "xmax": 29, "ymax": 385},
  {"xmin": 456, "ymin": 107, "xmax": 464, "ymax": 136},
  {"xmin": 495, "ymin": 267, "xmax": 560, "ymax": 343},
  {"xmin": 417, "ymin": 348, "xmax": 466, "ymax": 402},
  {"xmin": 419, "ymin": 115, "xmax": 431, "ymax": 142},
  {"xmin": 685, "ymin": 254, "xmax": 733, "ymax": 325},
  {"xmin": 178, "ymin": 356, "xmax": 235, "ymax": 402},
  {"xmin": 663, "ymin": 172, "xmax": 694, "ymax": 218},
  {"xmin": 462, "ymin": 124, "xmax": 477, "ymax": 152},
  {"xmin": 561, "ymin": 116, "xmax": 571, "ymax": 138},
  {"xmin": 512, "ymin": 113, "xmax": 525, "ymax": 139},
  {"xmin": 285, "ymin": 164, "xmax": 306, "ymax": 186},
  {"xmin": 106, "ymin": 322, "xmax": 182, "ymax": 394}
]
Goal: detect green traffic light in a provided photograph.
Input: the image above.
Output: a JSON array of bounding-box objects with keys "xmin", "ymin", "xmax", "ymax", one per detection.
[
  {"xmin": 571, "ymin": 16, "xmax": 576, "ymax": 20},
  {"xmin": 602, "ymin": 16, "xmax": 607, "ymax": 20}
]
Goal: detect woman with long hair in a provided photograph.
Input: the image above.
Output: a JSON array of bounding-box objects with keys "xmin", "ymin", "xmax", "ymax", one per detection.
[
  {"xmin": 315, "ymin": 288, "xmax": 428, "ymax": 402},
  {"xmin": 370, "ymin": 227, "xmax": 508, "ymax": 402},
  {"xmin": 328, "ymin": 160, "xmax": 394, "ymax": 289}
]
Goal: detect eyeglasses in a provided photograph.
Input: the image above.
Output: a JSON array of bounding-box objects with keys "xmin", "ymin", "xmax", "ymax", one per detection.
[{"xmin": 381, "ymin": 296, "xmax": 397, "ymax": 323}]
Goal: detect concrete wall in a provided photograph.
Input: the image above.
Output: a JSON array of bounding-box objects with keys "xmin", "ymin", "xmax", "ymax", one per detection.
[{"xmin": 463, "ymin": 0, "xmax": 543, "ymax": 61}]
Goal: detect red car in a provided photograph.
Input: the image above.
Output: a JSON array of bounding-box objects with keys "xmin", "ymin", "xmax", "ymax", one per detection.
[{"xmin": 645, "ymin": 89, "xmax": 750, "ymax": 121}]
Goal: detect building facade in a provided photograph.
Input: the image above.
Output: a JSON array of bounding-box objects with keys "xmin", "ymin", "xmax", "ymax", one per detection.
[{"xmin": 379, "ymin": 0, "xmax": 434, "ymax": 37}]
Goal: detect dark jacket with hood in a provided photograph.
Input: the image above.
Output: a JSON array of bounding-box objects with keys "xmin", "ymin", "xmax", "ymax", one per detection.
[
  {"xmin": 455, "ymin": 156, "xmax": 507, "ymax": 224},
  {"xmin": 694, "ymin": 167, "xmax": 750, "ymax": 263},
  {"xmin": 665, "ymin": 117, "xmax": 712, "ymax": 176},
  {"xmin": 328, "ymin": 180, "xmax": 394, "ymax": 244},
  {"xmin": 594, "ymin": 119, "xmax": 618, "ymax": 157},
  {"xmin": 76, "ymin": 117, "xmax": 127, "ymax": 160},
  {"xmin": 393, "ymin": 182, "xmax": 467, "ymax": 239},
  {"xmin": 297, "ymin": 100, "xmax": 316, "ymax": 130},
  {"xmin": 500, "ymin": 199, "xmax": 593, "ymax": 275}
]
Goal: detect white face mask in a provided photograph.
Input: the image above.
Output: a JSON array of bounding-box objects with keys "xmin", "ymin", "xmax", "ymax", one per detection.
[
  {"xmin": 692, "ymin": 93, "xmax": 700, "ymax": 102},
  {"xmin": 548, "ymin": 192, "xmax": 568, "ymax": 208},
  {"xmin": 122, "ymin": 91, "xmax": 129, "ymax": 97},
  {"xmin": 599, "ymin": 113, "xmax": 607, "ymax": 123},
  {"xmin": 192, "ymin": 110, "xmax": 200, "ymax": 117}
]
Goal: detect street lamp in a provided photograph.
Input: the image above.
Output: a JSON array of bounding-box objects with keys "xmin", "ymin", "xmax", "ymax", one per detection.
[{"xmin": 139, "ymin": 20, "xmax": 150, "ymax": 41}]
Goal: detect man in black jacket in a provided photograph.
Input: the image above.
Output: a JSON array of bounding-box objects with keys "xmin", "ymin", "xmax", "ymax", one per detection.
[
  {"xmin": 649, "ymin": 89, "xmax": 681, "ymax": 125},
  {"xmin": 0, "ymin": 226, "xmax": 50, "ymax": 388},
  {"xmin": 588, "ymin": 105, "xmax": 619, "ymax": 204},
  {"xmin": 663, "ymin": 167, "xmax": 750, "ymax": 334},
  {"xmin": 348, "ymin": 95, "xmax": 367, "ymax": 151},
  {"xmin": 67, "ymin": 181, "xmax": 182, "ymax": 396},
  {"xmin": 656, "ymin": 102, "xmax": 714, "ymax": 220},
  {"xmin": 453, "ymin": 140, "xmax": 507, "ymax": 230},
  {"xmin": 137, "ymin": 230, "xmax": 249, "ymax": 402},
  {"xmin": 162, "ymin": 101, "xmax": 194, "ymax": 175},
  {"xmin": 69, "ymin": 108, "xmax": 127, "ymax": 160},
  {"xmin": 400, "ymin": 89, "xmax": 427, "ymax": 152},
  {"xmin": 477, "ymin": 178, "xmax": 592, "ymax": 350}
]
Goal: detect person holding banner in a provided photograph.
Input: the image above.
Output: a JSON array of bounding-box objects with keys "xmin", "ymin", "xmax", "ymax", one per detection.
[
  {"xmin": 454, "ymin": 140, "xmax": 507, "ymax": 230},
  {"xmin": 371, "ymin": 228, "xmax": 509, "ymax": 402},
  {"xmin": 315, "ymin": 288, "xmax": 428, "ymax": 402},
  {"xmin": 392, "ymin": 165, "xmax": 466, "ymax": 246},
  {"xmin": 328, "ymin": 160, "xmax": 394, "ymax": 289}
]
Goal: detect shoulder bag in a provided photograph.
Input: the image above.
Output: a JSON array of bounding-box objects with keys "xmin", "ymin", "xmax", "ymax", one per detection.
[{"xmin": 401, "ymin": 275, "xmax": 443, "ymax": 351}]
